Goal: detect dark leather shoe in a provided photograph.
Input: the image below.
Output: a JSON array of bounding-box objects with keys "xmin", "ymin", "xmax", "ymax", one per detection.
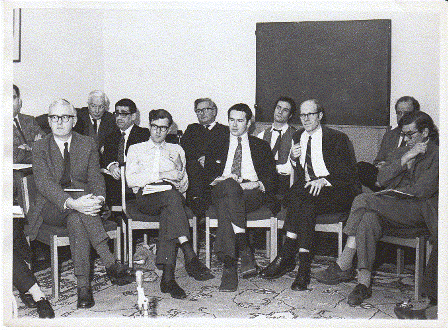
[
  {"xmin": 106, "ymin": 260, "xmax": 136, "ymax": 286},
  {"xmin": 260, "ymin": 256, "xmax": 295, "ymax": 279},
  {"xmin": 185, "ymin": 256, "xmax": 215, "ymax": 281},
  {"xmin": 36, "ymin": 298, "xmax": 55, "ymax": 318},
  {"xmin": 394, "ymin": 303, "xmax": 427, "ymax": 319},
  {"xmin": 219, "ymin": 266, "xmax": 238, "ymax": 292},
  {"xmin": 160, "ymin": 279, "xmax": 187, "ymax": 299},
  {"xmin": 312, "ymin": 261, "xmax": 355, "ymax": 285},
  {"xmin": 77, "ymin": 286, "xmax": 95, "ymax": 309},
  {"xmin": 19, "ymin": 293, "xmax": 37, "ymax": 308},
  {"xmin": 347, "ymin": 284, "xmax": 372, "ymax": 307},
  {"xmin": 291, "ymin": 274, "xmax": 310, "ymax": 291}
]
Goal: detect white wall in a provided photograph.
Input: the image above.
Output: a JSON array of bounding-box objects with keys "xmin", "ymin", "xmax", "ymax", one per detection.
[{"xmin": 12, "ymin": 3, "xmax": 443, "ymax": 131}]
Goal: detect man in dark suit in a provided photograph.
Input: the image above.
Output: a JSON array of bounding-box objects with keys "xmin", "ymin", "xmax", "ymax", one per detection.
[
  {"xmin": 257, "ymin": 96, "xmax": 297, "ymax": 197},
  {"xmin": 203, "ymin": 103, "xmax": 280, "ymax": 292},
  {"xmin": 260, "ymin": 99, "xmax": 360, "ymax": 291},
  {"xmin": 180, "ymin": 98, "xmax": 229, "ymax": 218},
  {"xmin": 357, "ymin": 96, "xmax": 419, "ymax": 191},
  {"xmin": 27, "ymin": 99, "xmax": 134, "ymax": 309},
  {"xmin": 74, "ymin": 90, "xmax": 120, "ymax": 163},
  {"xmin": 101, "ymin": 98, "xmax": 150, "ymax": 207}
]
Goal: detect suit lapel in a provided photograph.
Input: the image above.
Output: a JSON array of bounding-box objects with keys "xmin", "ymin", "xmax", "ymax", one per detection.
[{"xmin": 49, "ymin": 135, "xmax": 64, "ymax": 181}]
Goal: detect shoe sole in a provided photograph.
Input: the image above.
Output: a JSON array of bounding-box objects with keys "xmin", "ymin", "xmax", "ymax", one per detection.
[
  {"xmin": 186, "ymin": 271, "xmax": 215, "ymax": 281},
  {"xmin": 241, "ymin": 266, "xmax": 260, "ymax": 279},
  {"xmin": 219, "ymin": 287, "xmax": 237, "ymax": 292},
  {"xmin": 261, "ymin": 264, "xmax": 295, "ymax": 280},
  {"xmin": 313, "ymin": 276, "xmax": 354, "ymax": 285}
]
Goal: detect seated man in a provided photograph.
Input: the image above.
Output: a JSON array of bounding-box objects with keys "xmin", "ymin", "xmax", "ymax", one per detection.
[
  {"xmin": 203, "ymin": 103, "xmax": 280, "ymax": 292},
  {"xmin": 260, "ymin": 99, "xmax": 360, "ymax": 291},
  {"xmin": 314, "ymin": 111, "xmax": 438, "ymax": 307},
  {"xmin": 126, "ymin": 109, "xmax": 214, "ymax": 300},
  {"xmin": 257, "ymin": 96, "xmax": 297, "ymax": 196},
  {"xmin": 27, "ymin": 99, "xmax": 134, "ymax": 309},
  {"xmin": 180, "ymin": 98, "xmax": 229, "ymax": 218},
  {"xmin": 357, "ymin": 96, "xmax": 419, "ymax": 191},
  {"xmin": 101, "ymin": 98, "xmax": 150, "ymax": 207}
]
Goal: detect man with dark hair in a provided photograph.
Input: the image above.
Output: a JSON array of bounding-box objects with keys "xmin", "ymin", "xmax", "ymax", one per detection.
[
  {"xmin": 314, "ymin": 111, "xmax": 438, "ymax": 307},
  {"xmin": 358, "ymin": 96, "xmax": 420, "ymax": 191},
  {"xmin": 126, "ymin": 109, "xmax": 214, "ymax": 300},
  {"xmin": 28, "ymin": 99, "xmax": 135, "ymax": 309},
  {"xmin": 203, "ymin": 103, "xmax": 279, "ymax": 291},
  {"xmin": 102, "ymin": 98, "xmax": 150, "ymax": 207},
  {"xmin": 180, "ymin": 98, "xmax": 229, "ymax": 218},
  {"xmin": 260, "ymin": 99, "xmax": 360, "ymax": 292},
  {"xmin": 257, "ymin": 96, "xmax": 297, "ymax": 196}
]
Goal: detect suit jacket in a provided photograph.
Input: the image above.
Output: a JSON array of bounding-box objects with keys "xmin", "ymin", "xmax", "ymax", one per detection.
[
  {"xmin": 74, "ymin": 107, "xmax": 120, "ymax": 155},
  {"xmin": 13, "ymin": 113, "xmax": 45, "ymax": 164},
  {"xmin": 260, "ymin": 125, "xmax": 296, "ymax": 165},
  {"xmin": 203, "ymin": 132, "xmax": 280, "ymax": 214},
  {"xmin": 291, "ymin": 126, "xmax": 361, "ymax": 195},
  {"xmin": 26, "ymin": 132, "xmax": 105, "ymax": 240},
  {"xmin": 101, "ymin": 124, "xmax": 150, "ymax": 168},
  {"xmin": 373, "ymin": 126, "xmax": 401, "ymax": 165}
]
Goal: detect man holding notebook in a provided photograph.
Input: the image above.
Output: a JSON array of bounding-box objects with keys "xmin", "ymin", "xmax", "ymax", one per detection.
[
  {"xmin": 314, "ymin": 111, "xmax": 439, "ymax": 307},
  {"xmin": 126, "ymin": 109, "xmax": 214, "ymax": 300}
]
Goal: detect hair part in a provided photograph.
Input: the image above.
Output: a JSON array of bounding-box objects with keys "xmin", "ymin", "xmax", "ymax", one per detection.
[
  {"xmin": 148, "ymin": 109, "xmax": 173, "ymax": 126},
  {"xmin": 228, "ymin": 103, "xmax": 253, "ymax": 121},
  {"xmin": 115, "ymin": 98, "xmax": 137, "ymax": 113},
  {"xmin": 395, "ymin": 96, "xmax": 420, "ymax": 112}
]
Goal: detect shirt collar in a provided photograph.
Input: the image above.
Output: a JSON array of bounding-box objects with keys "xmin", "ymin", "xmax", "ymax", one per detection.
[
  {"xmin": 303, "ymin": 124, "xmax": 322, "ymax": 139},
  {"xmin": 53, "ymin": 134, "xmax": 73, "ymax": 150},
  {"xmin": 230, "ymin": 131, "xmax": 249, "ymax": 143},
  {"xmin": 203, "ymin": 121, "xmax": 217, "ymax": 130},
  {"xmin": 89, "ymin": 114, "xmax": 101, "ymax": 123},
  {"xmin": 121, "ymin": 124, "xmax": 134, "ymax": 136},
  {"xmin": 148, "ymin": 138, "xmax": 166, "ymax": 149},
  {"xmin": 270, "ymin": 123, "xmax": 289, "ymax": 133}
]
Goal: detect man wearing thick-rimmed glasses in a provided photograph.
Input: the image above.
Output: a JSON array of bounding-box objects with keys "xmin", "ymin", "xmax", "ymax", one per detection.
[
  {"xmin": 180, "ymin": 98, "xmax": 228, "ymax": 218},
  {"xmin": 126, "ymin": 109, "xmax": 214, "ymax": 300},
  {"xmin": 101, "ymin": 98, "xmax": 150, "ymax": 207}
]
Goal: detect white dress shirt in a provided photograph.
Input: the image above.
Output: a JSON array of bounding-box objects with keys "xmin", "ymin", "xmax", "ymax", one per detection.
[
  {"xmin": 53, "ymin": 134, "xmax": 72, "ymax": 156},
  {"xmin": 89, "ymin": 115, "xmax": 101, "ymax": 133},
  {"xmin": 106, "ymin": 124, "xmax": 134, "ymax": 170},
  {"xmin": 223, "ymin": 132, "xmax": 259, "ymax": 182}
]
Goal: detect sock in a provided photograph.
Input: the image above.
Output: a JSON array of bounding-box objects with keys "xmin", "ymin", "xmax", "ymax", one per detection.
[
  {"xmin": 77, "ymin": 275, "xmax": 90, "ymax": 288},
  {"xmin": 161, "ymin": 264, "xmax": 175, "ymax": 282},
  {"xmin": 180, "ymin": 241, "xmax": 196, "ymax": 263},
  {"xmin": 336, "ymin": 246, "xmax": 356, "ymax": 271},
  {"xmin": 28, "ymin": 283, "xmax": 45, "ymax": 301},
  {"xmin": 95, "ymin": 238, "xmax": 116, "ymax": 268},
  {"xmin": 281, "ymin": 236, "xmax": 298, "ymax": 259},
  {"xmin": 357, "ymin": 269, "xmax": 371, "ymax": 287}
]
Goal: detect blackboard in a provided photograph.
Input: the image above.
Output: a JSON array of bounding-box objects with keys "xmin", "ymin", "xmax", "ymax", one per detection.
[{"xmin": 255, "ymin": 19, "xmax": 391, "ymax": 126}]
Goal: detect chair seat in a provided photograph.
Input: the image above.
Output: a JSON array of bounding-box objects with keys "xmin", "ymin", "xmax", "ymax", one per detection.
[
  {"xmin": 382, "ymin": 226, "xmax": 430, "ymax": 239},
  {"xmin": 206, "ymin": 204, "xmax": 274, "ymax": 222},
  {"xmin": 127, "ymin": 200, "xmax": 196, "ymax": 222},
  {"xmin": 276, "ymin": 207, "xmax": 348, "ymax": 224}
]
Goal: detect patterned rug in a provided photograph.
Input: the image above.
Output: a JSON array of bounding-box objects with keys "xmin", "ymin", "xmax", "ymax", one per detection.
[{"xmin": 13, "ymin": 247, "xmax": 427, "ymax": 321}]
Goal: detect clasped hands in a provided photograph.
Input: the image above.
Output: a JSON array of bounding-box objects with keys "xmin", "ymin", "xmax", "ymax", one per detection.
[
  {"xmin": 17, "ymin": 134, "xmax": 43, "ymax": 151},
  {"xmin": 66, "ymin": 194, "xmax": 105, "ymax": 216}
]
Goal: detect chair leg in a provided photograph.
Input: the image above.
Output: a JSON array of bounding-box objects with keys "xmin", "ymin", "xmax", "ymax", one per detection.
[
  {"xmin": 265, "ymin": 230, "xmax": 271, "ymax": 260},
  {"xmin": 270, "ymin": 217, "xmax": 278, "ymax": 262},
  {"xmin": 115, "ymin": 227, "xmax": 121, "ymax": 262},
  {"xmin": 414, "ymin": 236, "xmax": 426, "ymax": 301},
  {"xmin": 192, "ymin": 217, "xmax": 198, "ymax": 254},
  {"xmin": 337, "ymin": 222, "xmax": 343, "ymax": 257},
  {"xmin": 396, "ymin": 247, "xmax": 404, "ymax": 274},
  {"xmin": 128, "ymin": 225, "xmax": 133, "ymax": 268},
  {"xmin": 122, "ymin": 218, "xmax": 128, "ymax": 264},
  {"xmin": 205, "ymin": 217, "xmax": 211, "ymax": 268},
  {"xmin": 50, "ymin": 235, "xmax": 59, "ymax": 300}
]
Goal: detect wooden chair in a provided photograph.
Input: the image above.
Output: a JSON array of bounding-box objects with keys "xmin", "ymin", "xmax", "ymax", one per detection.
[
  {"xmin": 380, "ymin": 227, "xmax": 431, "ymax": 301},
  {"xmin": 20, "ymin": 174, "xmax": 121, "ymax": 300},
  {"xmin": 205, "ymin": 205, "xmax": 278, "ymax": 268},
  {"xmin": 120, "ymin": 166, "xmax": 197, "ymax": 267}
]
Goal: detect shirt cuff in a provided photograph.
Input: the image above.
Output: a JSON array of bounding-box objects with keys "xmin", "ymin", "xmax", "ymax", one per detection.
[
  {"xmin": 258, "ymin": 181, "xmax": 266, "ymax": 192},
  {"xmin": 322, "ymin": 178, "xmax": 332, "ymax": 186},
  {"xmin": 107, "ymin": 162, "xmax": 119, "ymax": 171}
]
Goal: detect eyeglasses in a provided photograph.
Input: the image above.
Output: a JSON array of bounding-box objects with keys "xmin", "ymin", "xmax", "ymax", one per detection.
[
  {"xmin": 88, "ymin": 103, "xmax": 105, "ymax": 110},
  {"xmin": 299, "ymin": 111, "xmax": 320, "ymax": 119},
  {"xmin": 150, "ymin": 124, "xmax": 169, "ymax": 132},
  {"xmin": 114, "ymin": 111, "xmax": 132, "ymax": 117},
  {"xmin": 400, "ymin": 130, "xmax": 420, "ymax": 139},
  {"xmin": 48, "ymin": 115, "xmax": 75, "ymax": 123},
  {"xmin": 195, "ymin": 107, "xmax": 214, "ymax": 114}
]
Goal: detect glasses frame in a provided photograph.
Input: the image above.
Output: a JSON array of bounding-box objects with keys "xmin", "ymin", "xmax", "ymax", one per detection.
[
  {"xmin": 48, "ymin": 115, "xmax": 75, "ymax": 123},
  {"xmin": 194, "ymin": 107, "xmax": 215, "ymax": 114},
  {"xmin": 299, "ymin": 111, "xmax": 321, "ymax": 119},
  {"xmin": 150, "ymin": 123, "xmax": 170, "ymax": 133},
  {"xmin": 400, "ymin": 130, "xmax": 420, "ymax": 139},
  {"xmin": 113, "ymin": 111, "xmax": 133, "ymax": 117}
]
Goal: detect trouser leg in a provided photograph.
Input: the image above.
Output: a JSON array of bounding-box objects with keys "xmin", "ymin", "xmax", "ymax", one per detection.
[
  {"xmin": 66, "ymin": 212, "xmax": 92, "ymax": 278},
  {"xmin": 422, "ymin": 242, "xmax": 437, "ymax": 302},
  {"xmin": 13, "ymin": 221, "xmax": 38, "ymax": 294},
  {"xmin": 355, "ymin": 211, "xmax": 383, "ymax": 271}
]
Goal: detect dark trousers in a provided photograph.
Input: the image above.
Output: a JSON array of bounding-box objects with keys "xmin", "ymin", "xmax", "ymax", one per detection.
[
  {"xmin": 41, "ymin": 202, "xmax": 109, "ymax": 277},
  {"xmin": 343, "ymin": 193, "xmax": 427, "ymax": 271},
  {"xmin": 104, "ymin": 174, "xmax": 122, "ymax": 207},
  {"xmin": 357, "ymin": 161, "xmax": 381, "ymax": 192},
  {"xmin": 135, "ymin": 189, "xmax": 191, "ymax": 265},
  {"xmin": 13, "ymin": 219, "xmax": 38, "ymax": 294},
  {"xmin": 422, "ymin": 241, "xmax": 437, "ymax": 301},
  {"xmin": 283, "ymin": 181, "xmax": 356, "ymax": 251},
  {"xmin": 211, "ymin": 178, "xmax": 265, "ymax": 259}
]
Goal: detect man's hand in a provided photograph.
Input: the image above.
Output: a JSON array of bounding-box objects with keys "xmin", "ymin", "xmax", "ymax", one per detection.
[
  {"xmin": 304, "ymin": 178, "xmax": 327, "ymax": 196},
  {"xmin": 240, "ymin": 181, "xmax": 260, "ymax": 190},
  {"xmin": 198, "ymin": 155, "xmax": 205, "ymax": 167},
  {"xmin": 18, "ymin": 143, "xmax": 32, "ymax": 151},
  {"xmin": 109, "ymin": 164, "xmax": 121, "ymax": 180},
  {"xmin": 401, "ymin": 141, "xmax": 428, "ymax": 167},
  {"xmin": 290, "ymin": 142, "xmax": 301, "ymax": 160},
  {"xmin": 375, "ymin": 161, "xmax": 386, "ymax": 169},
  {"xmin": 66, "ymin": 194, "xmax": 103, "ymax": 216}
]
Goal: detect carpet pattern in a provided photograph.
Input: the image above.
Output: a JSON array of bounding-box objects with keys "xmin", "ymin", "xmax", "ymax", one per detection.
[{"xmin": 13, "ymin": 247, "xmax": 427, "ymax": 320}]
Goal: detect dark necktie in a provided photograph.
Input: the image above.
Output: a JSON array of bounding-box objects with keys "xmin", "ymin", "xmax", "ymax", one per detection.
[
  {"xmin": 60, "ymin": 142, "xmax": 71, "ymax": 188},
  {"xmin": 231, "ymin": 137, "xmax": 242, "ymax": 178},
  {"xmin": 14, "ymin": 118, "xmax": 28, "ymax": 144},
  {"xmin": 305, "ymin": 136, "xmax": 317, "ymax": 180},
  {"xmin": 399, "ymin": 137, "xmax": 406, "ymax": 148},
  {"xmin": 271, "ymin": 128, "xmax": 282, "ymax": 163},
  {"xmin": 92, "ymin": 119, "xmax": 98, "ymax": 133},
  {"xmin": 117, "ymin": 132, "xmax": 126, "ymax": 166}
]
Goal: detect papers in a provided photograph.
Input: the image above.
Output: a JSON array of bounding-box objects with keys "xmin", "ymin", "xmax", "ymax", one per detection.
[
  {"xmin": 13, "ymin": 205, "xmax": 25, "ymax": 217},
  {"xmin": 210, "ymin": 176, "xmax": 227, "ymax": 186},
  {"xmin": 142, "ymin": 183, "xmax": 172, "ymax": 195},
  {"xmin": 63, "ymin": 188, "xmax": 85, "ymax": 192},
  {"xmin": 13, "ymin": 163, "xmax": 32, "ymax": 170},
  {"xmin": 374, "ymin": 189, "xmax": 415, "ymax": 198}
]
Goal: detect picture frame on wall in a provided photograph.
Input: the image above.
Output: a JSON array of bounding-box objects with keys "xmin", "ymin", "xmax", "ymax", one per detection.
[{"xmin": 13, "ymin": 8, "xmax": 21, "ymax": 62}]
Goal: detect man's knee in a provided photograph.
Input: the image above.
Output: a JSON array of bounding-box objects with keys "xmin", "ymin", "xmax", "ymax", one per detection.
[
  {"xmin": 212, "ymin": 178, "xmax": 243, "ymax": 199},
  {"xmin": 356, "ymin": 212, "xmax": 382, "ymax": 240},
  {"xmin": 161, "ymin": 189, "xmax": 184, "ymax": 206}
]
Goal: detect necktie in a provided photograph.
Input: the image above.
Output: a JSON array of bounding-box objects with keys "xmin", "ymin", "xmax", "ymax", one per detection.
[
  {"xmin": 92, "ymin": 119, "xmax": 98, "ymax": 133},
  {"xmin": 14, "ymin": 118, "xmax": 28, "ymax": 144},
  {"xmin": 117, "ymin": 132, "xmax": 126, "ymax": 166},
  {"xmin": 231, "ymin": 137, "xmax": 242, "ymax": 178},
  {"xmin": 60, "ymin": 142, "xmax": 71, "ymax": 188},
  {"xmin": 271, "ymin": 128, "xmax": 282, "ymax": 163},
  {"xmin": 399, "ymin": 137, "xmax": 406, "ymax": 148},
  {"xmin": 305, "ymin": 136, "xmax": 317, "ymax": 180}
]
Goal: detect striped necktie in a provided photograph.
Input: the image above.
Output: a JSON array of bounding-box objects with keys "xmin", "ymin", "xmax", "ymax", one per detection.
[
  {"xmin": 305, "ymin": 136, "xmax": 317, "ymax": 180},
  {"xmin": 231, "ymin": 137, "xmax": 242, "ymax": 178}
]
